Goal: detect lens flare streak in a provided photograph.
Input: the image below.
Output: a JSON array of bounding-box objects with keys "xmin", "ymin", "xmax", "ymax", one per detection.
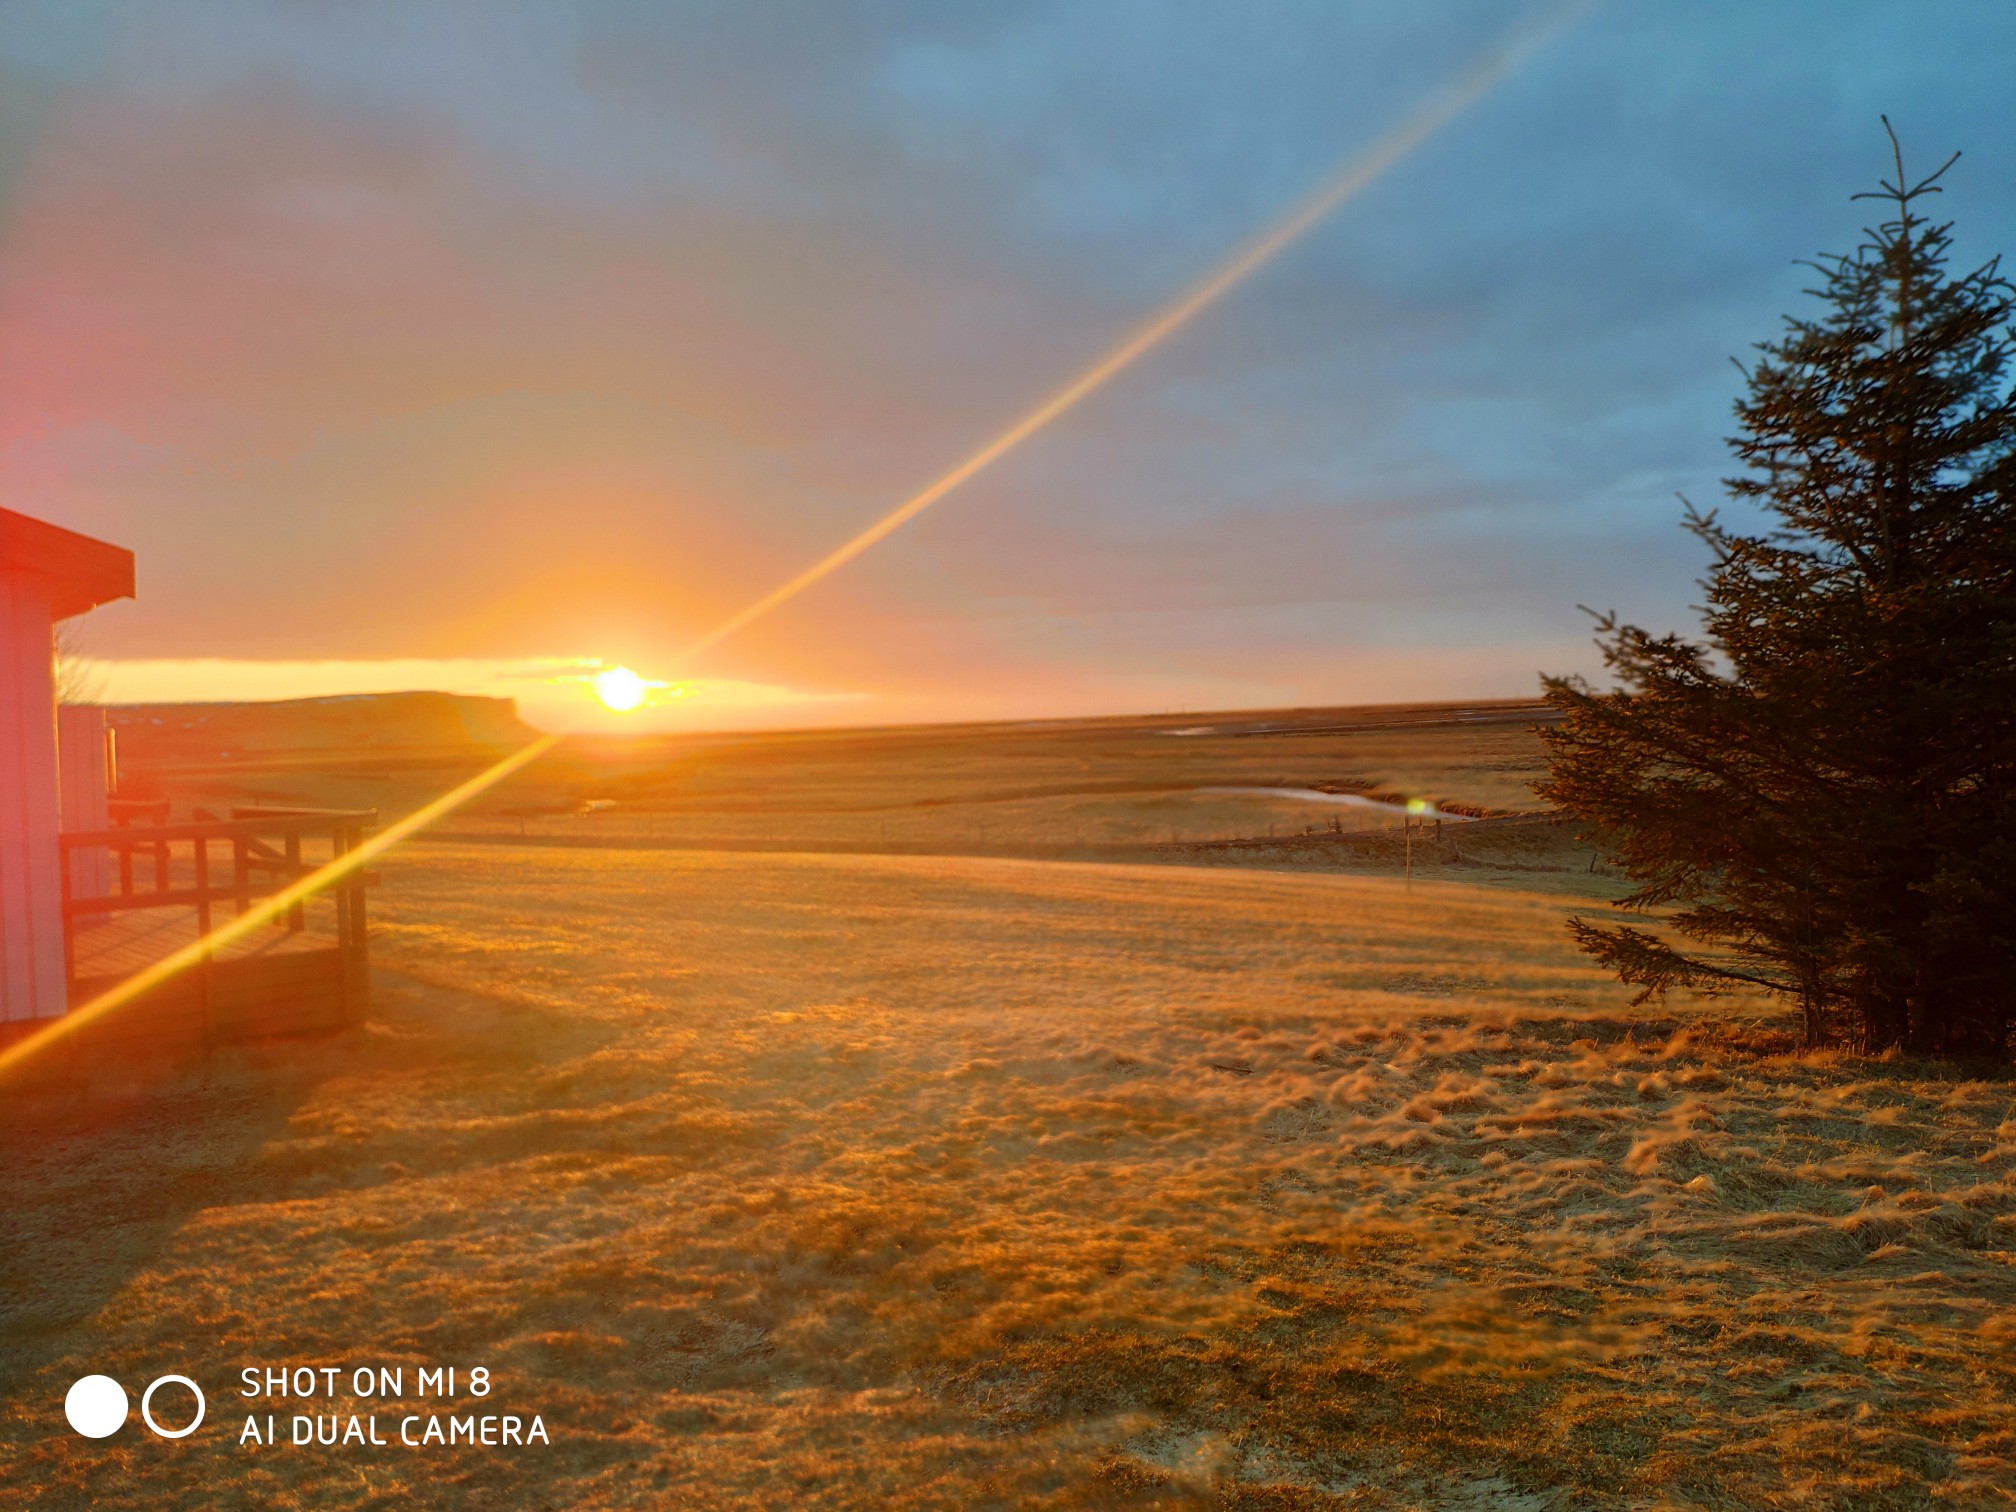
[{"xmin": 675, "ymin": 0, "xmax": 1593, "ymax": 666}]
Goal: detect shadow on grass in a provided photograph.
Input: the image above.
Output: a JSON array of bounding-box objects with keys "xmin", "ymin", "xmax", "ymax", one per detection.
[{"xmin": 0, "ymin": 967, "xmax": 621, "ymax": 1403}]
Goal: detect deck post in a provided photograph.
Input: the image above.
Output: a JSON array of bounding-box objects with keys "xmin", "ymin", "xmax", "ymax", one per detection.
[
  {"xmin": 284, "ymin": 831, "xmax": 304, "ymax": 931},
  {"xmin": 332, "ymin": 827, "xmax": 353, "ymax": 1024},
  {"xmin": 345, "ymin": 826, "xmax": 369, "ymax": 1023},
  {"xmin": 331, "ymin": 828, "xmax": 350, "ymax": 949},
  {"xmin": 233, "ymin": 835, "xmax": 250, "ymax": 916},
  {"xmin": 193, "ymin": 837, "xmax": 211, "ymax": 936},
  {"xmin": 345, "ymin": 826, "xmax": 368, "ymax": 952}
]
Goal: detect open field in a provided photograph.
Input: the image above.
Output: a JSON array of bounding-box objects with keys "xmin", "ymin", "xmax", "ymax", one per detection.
[
  {"xmin": 4, "ymin": 836, "xmax": 2014, "ymax": 1508},
  {"xmin": 116, "ymin": 699, "xmax": 1561, "ymax": 861},
  {"xmin": 3, "ymin": 704, "xmax": 2011, "ymax": 1507}
]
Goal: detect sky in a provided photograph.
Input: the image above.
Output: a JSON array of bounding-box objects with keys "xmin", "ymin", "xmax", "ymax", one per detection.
[{"xmin": 3, "ymin": 1, "xmax": 2013, "ymax": 733}]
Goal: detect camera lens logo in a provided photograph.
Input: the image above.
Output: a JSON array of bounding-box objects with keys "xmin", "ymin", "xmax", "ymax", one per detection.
[{"xmin": 64, "ymin": 1375, "xmax": 205, "ymax": 1440}]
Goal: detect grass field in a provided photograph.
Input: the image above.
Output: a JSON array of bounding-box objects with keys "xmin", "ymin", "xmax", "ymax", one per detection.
[
  {"xmin": 126, "ymin": 700, "xmax": 1557, "ymax": 857},
  {"xmin": 4, "ymin": 707, "xmax": 2013, "ymax": 1508}
]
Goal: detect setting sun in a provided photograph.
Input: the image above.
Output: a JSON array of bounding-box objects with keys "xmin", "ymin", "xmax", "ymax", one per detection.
[{"xmin": 593, "ymin": 666, "xmax": 649, "ymax": 712}]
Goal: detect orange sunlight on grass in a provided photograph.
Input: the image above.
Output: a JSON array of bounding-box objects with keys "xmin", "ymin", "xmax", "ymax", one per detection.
[{"xmin": 7, "ymin": 845, "xmax": 2007, "ymax": 1505}]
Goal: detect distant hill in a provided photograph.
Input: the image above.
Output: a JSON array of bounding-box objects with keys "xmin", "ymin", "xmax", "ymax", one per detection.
[{"xmin": 104, "ymin": 691, "xmax": 541, "ymax": 766}]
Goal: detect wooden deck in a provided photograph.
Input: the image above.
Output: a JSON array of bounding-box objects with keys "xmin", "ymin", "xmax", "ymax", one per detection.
[
  {"xmin": 0, "ymin": 807, "xmax": 377, "ymax": 1070},
  {"xmin": 66, "ymin": 906, "xmax": 366, "ymax": 1047}
]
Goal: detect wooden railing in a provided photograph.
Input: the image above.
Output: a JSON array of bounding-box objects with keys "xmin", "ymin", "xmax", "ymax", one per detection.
[{"xmin": 57, "ymin": 806, "xmax": 378, "ymax": 1008}]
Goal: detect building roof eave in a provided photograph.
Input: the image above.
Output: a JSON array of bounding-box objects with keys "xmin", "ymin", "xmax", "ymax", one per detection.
[{"xmin": 0, "ymin": 507, "xmax": 136, "ymax": 620}]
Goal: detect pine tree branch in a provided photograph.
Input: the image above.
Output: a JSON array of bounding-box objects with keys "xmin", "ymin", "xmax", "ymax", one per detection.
[{"xmin": 1564, "ymin": 919, "xmax": 1792, "ymax": 1006}]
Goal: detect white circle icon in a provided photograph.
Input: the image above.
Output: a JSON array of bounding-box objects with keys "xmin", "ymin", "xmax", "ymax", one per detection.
[
  {"xmin": 140, "ymin": 1375, "xmax": 205, "ymax": 1439},
  {"xmin": 64, "ymin": 1375, "xmax": 128, "ymax": 1438}
]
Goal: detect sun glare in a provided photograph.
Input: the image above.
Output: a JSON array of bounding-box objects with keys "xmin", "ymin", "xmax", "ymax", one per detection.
[{"xmin": 594, "ymin": 666, "xmax": 649, "ymax": 712}]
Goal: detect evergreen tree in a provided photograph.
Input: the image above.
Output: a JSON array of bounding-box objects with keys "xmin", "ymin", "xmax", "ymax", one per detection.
[{"xmin": 1537, "ymin": 126, "xmax": 2016, "ymax": 1059}]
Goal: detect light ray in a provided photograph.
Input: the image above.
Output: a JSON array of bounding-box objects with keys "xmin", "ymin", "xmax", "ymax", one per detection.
[
  {"xmin": 0, "ymin": 2, "xmax": 1593, "ymax": 1084},
  {"xmin": 676, "ymin": 0, "xmax": 1594, "ymax": 666}
]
